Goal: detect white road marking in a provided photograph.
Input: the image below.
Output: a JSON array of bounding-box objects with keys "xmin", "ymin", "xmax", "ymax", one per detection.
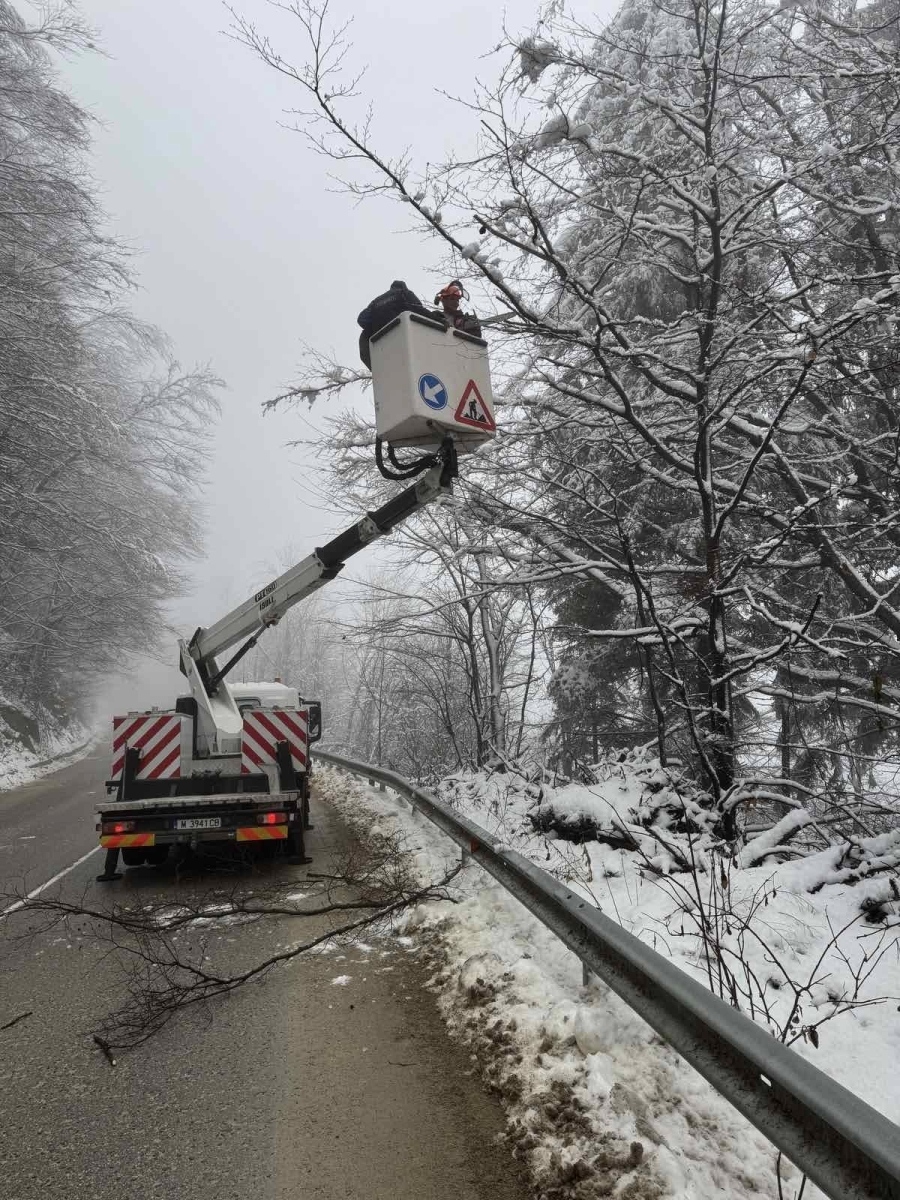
[{"xmin": 1, "ymin": 845, "xmax": 101, "ymax": 918}]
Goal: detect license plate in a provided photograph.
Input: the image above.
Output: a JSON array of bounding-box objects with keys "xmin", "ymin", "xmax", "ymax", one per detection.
[{"xmin": 174, "ymin": 817, "xmax": 222, "ymax": 831}]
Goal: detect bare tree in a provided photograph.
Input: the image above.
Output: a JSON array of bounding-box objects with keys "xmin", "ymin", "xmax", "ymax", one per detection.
[
  {"xmin": 0, "ymin": 3, "xmax": 222, "ymax": 731},
  {"xmin": 233, "ymin": 0, "xmax": 900, "ymax": 849}
]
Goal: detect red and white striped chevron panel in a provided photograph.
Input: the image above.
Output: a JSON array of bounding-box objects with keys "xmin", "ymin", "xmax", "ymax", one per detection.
[
  {"xmin": 111, "ymin": 713, "xmax": 187, "ymax": 781},
  {"xmin": 241, "ymin": 709, "xmax": 308, "ymax": 775}
]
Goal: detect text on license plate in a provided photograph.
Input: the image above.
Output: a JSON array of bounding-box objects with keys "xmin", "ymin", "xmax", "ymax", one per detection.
[{"xmin": 175, "ymin": 817, "xmax": 222, "ymax": 831}]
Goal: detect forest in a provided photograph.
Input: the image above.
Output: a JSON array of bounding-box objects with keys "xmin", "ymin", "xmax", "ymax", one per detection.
[
  {"xmin": 3, "ymin": 0, "xmax": 900, "ymax": 871},
  {"xmin": 234, "ymin": 0, "xmax": 900, "ymax": 877},
  {"xmin": 0, "ymin": 3, "xmax": 218, "ymax": 756}
]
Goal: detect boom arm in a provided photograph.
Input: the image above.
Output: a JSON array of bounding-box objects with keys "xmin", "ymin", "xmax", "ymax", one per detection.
[{"xmin": 180, "ymin": 447, "xmax": 456, "ymax": 719}]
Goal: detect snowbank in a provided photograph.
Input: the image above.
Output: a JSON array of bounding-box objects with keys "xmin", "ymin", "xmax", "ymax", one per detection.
[
  {"xmin": 316, "ymin": 764, "xmax": 900, "ymax": 1200},
  {"xmin": 0, "ymin": 696, "xmax": 93, "ymax": 792}
]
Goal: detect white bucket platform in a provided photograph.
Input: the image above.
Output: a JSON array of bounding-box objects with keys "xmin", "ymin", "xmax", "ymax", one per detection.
[{"xmin": 370, "ymin": 311, "xmax": 496, "ymax": 452}]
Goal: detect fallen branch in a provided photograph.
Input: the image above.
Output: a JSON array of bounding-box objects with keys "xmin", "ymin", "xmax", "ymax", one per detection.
[{"xmin": 3, "ymin": 831, "xmax": 461, "ymax": 1054}]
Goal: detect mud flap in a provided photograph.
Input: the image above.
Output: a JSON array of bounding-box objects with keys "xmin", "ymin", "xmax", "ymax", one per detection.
[{"xmin": 276, "ymin": 740, "xmax": 311, "ymax": 864}]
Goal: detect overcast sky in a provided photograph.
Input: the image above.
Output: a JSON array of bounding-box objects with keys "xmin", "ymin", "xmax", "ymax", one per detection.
[{"xmin": 47, "ymin": 0, "xmax": 603, "ymax": 710}]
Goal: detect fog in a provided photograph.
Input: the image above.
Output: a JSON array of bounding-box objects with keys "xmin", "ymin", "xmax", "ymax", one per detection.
[{"xmin": 46, "ymin": 0, "xmax": 576, "ymax": 716}]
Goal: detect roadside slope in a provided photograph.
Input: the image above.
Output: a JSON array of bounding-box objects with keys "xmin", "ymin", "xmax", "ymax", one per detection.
[{"xmin": 318, "ymin": 764, "xmax": 898, "ymax": 1200}]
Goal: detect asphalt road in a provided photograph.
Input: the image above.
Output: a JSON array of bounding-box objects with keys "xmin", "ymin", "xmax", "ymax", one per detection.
[
  {"xmin": 0, "ymin": 749, "xmax": 107, "ymax": 899},
  {"xmin": 0, "ymin": 752, "xmax": 530, "ymax": 1200}
]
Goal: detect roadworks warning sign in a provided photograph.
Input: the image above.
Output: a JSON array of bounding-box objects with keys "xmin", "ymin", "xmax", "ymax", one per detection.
[{"xmin": 454, "ymin": 380, "xmax": 495, "ymax": 431}]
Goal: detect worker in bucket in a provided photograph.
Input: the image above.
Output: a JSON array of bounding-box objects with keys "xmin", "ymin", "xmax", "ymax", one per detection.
[
  {"xmin": 434, "ymin": 280, "xmax": 482, "ymax": 339},
  {"xmin": 357, "ymin": 280, "xmax": 430, "ymax": 368}
]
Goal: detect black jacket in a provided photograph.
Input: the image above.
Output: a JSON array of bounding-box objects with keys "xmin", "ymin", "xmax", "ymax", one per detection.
[{"xmin": 357, "ymin": 283, "xmax": 429, "ymax": 340}]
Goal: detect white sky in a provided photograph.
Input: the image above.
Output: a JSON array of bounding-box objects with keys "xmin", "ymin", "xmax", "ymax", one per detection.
[{"xmin": 48, "ymin": 0, "xmax": 604, "ymax": 710}]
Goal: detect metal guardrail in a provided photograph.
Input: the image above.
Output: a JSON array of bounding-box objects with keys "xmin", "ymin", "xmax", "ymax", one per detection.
[{"xmin": 314, "ymin": 749, "xmax": 900, "ymax": 1200}]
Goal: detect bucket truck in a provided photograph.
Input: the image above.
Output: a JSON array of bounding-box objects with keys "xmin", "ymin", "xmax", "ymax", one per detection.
[{"xmin": 96, "ymin": 309, "xmax": 495, "ymax": 882}]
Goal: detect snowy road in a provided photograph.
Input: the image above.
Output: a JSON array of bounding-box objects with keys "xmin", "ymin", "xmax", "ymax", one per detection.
[{"xmin": 0, "ymin": 755, "xmax": 530, "ymax": 1200}]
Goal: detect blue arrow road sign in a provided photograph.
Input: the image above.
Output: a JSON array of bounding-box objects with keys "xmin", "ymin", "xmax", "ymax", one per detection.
[{"xmin": 418, "ymin": 373, "xmax": 448, "ymax": 410}]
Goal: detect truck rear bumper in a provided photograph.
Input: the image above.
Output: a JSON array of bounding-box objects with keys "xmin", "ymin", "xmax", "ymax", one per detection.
[
  {"xmin": 99, "ymin": 825, "xmax": 289, "ymax": 849},
  {"xmin": 97, "ymin": 791, "xmax": 301, "ymax": 848}
]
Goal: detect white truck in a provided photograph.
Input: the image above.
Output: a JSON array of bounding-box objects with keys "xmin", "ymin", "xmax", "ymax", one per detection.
[
  {"xmin": 96, "ymin": 310, "xmax": 495, "ymax": 882},
  {"xmin": 96, "ymin": 453, "xmax": 456, "ymax": 881}
]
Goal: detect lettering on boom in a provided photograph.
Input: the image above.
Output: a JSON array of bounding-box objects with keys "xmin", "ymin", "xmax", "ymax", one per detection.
[{"xmin": 254, "ymin": 581, "xmax": 276, "ymax": 604}]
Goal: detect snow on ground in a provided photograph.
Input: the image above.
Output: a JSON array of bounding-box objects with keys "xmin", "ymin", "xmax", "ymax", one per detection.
[
  {"xmin": 0, "ymin": 709, "xmax": 94, "ymax": 793},
  {"xmin": 316, "ymin": 763, "xmax": 900, "ymax": 1200}
]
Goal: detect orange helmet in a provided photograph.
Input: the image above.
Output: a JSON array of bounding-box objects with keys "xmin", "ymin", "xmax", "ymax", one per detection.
[{"xmin": 435, "ymin": 281, "xmax": 465, "ymax": 304}]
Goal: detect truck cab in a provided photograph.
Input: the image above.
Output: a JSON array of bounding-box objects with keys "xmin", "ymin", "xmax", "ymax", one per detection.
[
  {"xmin": 228, "ymin": 680, "xmax": 300, "ymax": 713},
  {"xmin": 227, "ymin": 683, "xmax": 322, "ymax": 743}
]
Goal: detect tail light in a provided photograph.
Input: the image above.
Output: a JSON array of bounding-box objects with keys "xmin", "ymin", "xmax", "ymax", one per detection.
[
  {"xmin": 258, "ymin": 811, "xmax": 286, "ymax": 825},
  {"xmin": 102, "ymin": 820, "xmax": 136, "ymax": 834}
]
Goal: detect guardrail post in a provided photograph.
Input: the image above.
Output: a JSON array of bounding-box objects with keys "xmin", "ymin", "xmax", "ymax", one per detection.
[{"xmin": 582, "ymin": 960, "xmax": 593, "ymax": 987}]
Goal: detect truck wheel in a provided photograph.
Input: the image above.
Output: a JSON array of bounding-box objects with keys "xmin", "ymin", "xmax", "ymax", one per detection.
[
  {"xmin": 122, "ymin": 848, "xmax": 147, "ymax": 867},
  {"xmin": 302, "ymin": 793, "xmax": 312, "ymax": 830},
  {"xmin": 145, "ymin": 846, "xmax": 169, "ymax": 866}
]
